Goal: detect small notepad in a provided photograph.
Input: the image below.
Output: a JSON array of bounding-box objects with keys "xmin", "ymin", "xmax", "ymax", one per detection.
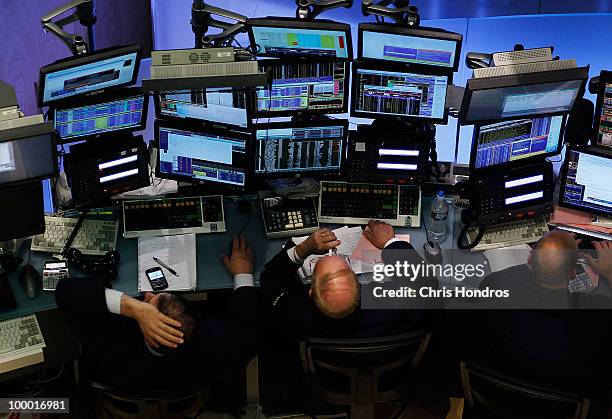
[{"xmin": 137, "ymin": 234, "xmax": 197, "ymax": 292}]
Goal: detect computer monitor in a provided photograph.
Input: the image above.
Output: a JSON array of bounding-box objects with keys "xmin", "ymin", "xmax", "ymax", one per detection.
[
  {"xmin": 254, "ymin": 120, "xmax": 348, "ymax": 178},
  {"xmin": 350, "ymin": 62, "xmax": 449, "ymax": 123},
  {"xmin": 248, "ymin": 18, "xmax": 352, "ymax": 60},
  {"xmin": 594, "ymin": 70, "xmax": 612, "ymax": 147},
  {"xmin": 52, "ymin": 88, "xmax": 148, "ymax": 144},
  {"xmin": 358, "ymin": 23, "xmax": 462, "ymax": 71},
  {"xmin": 0, "ymin": 122, "xmax": 57, "ymax": 188},
  {"xmin": 0, "ymin": 181, "xmax": 45, "ymax": 242},
  {"xmin": 459, "ymin": 67, "xmax": 589, "ymax": 125},
  {"xmin": 156, "ymin": 120, "xmax": 250, "ymax": 191},
  {"xmin": 155, "ymin": 88, "xmax": 250, "ymax": 130},
  {"xmin": 559, "ymin": 145, "xmax": 612, "ymax": 217},
  {"xmin": 38, "ymin": 45, "xmax": 142, "ymax": 106},
  {"xmin": 254, "ymin": 60, "xmax": 348, "ymax": 117},
  {"xmin": 470, "ymin": 115, "xmax": 565, "ymax": 171}
]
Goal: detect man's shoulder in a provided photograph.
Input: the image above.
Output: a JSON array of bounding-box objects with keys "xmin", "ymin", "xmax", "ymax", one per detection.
[{"xmin": 480, "ymin": 264, "xmax": 532, "ymax": 289}]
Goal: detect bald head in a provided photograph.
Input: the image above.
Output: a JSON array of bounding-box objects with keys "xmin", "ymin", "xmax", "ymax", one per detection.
[
  {"xmin": 530, "ymin": 230, "xmax": 578, "ymax": 288},
  {"xmin": 311, "ymin": 256, "xmax": 360, "ymax": 319}
]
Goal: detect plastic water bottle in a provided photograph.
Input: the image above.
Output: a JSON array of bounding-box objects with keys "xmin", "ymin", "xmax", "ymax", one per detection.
[{"xmin": 428, "ymin": 191, "xmax": 448, "ymax": 243}]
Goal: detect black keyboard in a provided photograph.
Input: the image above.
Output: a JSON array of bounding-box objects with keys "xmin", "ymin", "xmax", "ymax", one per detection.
[
  {"xmin": 122, "ymin": 195, "xmax": 226, "ymax": 238},
  {"xmin": 318, "ymin": 181, "xmax": 422, "ymax": 227},
  {"xmin": 0, "ymin": 274, "xmax": 17, "ymax": 313}
]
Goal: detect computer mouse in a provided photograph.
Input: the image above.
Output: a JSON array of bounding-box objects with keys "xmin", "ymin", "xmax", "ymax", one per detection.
[
  {"xmin": 423, "ymin": 241, "xmax": 443, "ymax": 265},
  {"xmin": 19, "ymin": 264, "xmax": 42, "ymax": 299}
]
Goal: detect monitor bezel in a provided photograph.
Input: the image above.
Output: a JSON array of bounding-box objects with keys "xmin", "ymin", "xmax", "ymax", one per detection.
[
  {"xmin": 459, "ymin": 66, "xmax": 589, "ymax": 125},
  {"xmin": 247, "ymin": 17, "xmax": 353, "ymax": 61},
  {"xmin": 253, "ymin": 118, "xmax": 349, "ymax": 179},
  {"xmin": 350, "ymin": 60, "xmax": 451, "ymax": 124},
  {"xmin": 154, "ymin": 119, "xmax": 253, "ymax": 192},
  {"xmin": 153, "ymin": 87, "xmax": 253, "ymax": 131},
  {"xmin": 0, "ymin": 122, "xmax": 58, "ymax": 188},
  {"xmin": 469, "ymin": 114, "xmax": 567, "ymax": 173},
  {"xmin": 593, "ymin": 69, "xmax": 612, "ymax": 147},
  {"xmin": 253, "ymin": 58, "xmax": 350, "ymax": 118},
  {"xmin": 558, "ymin": 144, "xmax": 612, "ymax": 217},
  {"xmin": 50, "ymin": 87, "xmax": 149, "ymax": 145},
  {"xmin": 357, "ymin": 23, "xmax": 463, "ymax": 72},
  {"xmin": 38, "ymin": 44, "xmax": 142, "ymax": 107}
]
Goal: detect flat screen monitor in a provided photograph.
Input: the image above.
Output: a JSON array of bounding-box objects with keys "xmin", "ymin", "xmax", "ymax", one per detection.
[
  {"xmin": 594, "ymin": 70, "xmax": 612, "ymax": 147},
  {"xmin": 53, "ymin": 88, "xmax": 147, "ymax": 143},
  {"xmin": 460, "ymin": 67, "xmax": 588, "ymax": 124},
  {"xmin": 358, "ymin": 23, "xmax": 462, "ymax": 71},
  {"xmin": 38, "ymin": 45, "xmax": 142, "ymax": 106},
  {"xmin": 471, "ymin": 115, "xmax": 565, "ymax": 171},
  {"xmin": 248, "ymin": 18, "xmax": 352, "ymax": 60},
  {"xmin": 350, "ymin": 63, "xmax": 449, "ymax": 123},
  {"xmin": 156, "ymin": 121, "xmax": 250, "ymax": 190},
  {"xmin": 255, "ymin": 60, "xmax": 348, "ymax": 117},
  {"xmin": 0, "ymin": 122, "xmax": 57, "ymax": 188},
  {"xmin": 155, "ymin": 88, "xmax": 250, "ymax": 129},
  {"xmin": 559, "ymin": 145, "xmax": 612, "ymax": 217},
  {"xmin": 254, "ymin": 120, "xmax": 348, "ymax": 178}
]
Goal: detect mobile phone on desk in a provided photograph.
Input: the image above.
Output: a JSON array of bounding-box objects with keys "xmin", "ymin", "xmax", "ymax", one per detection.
[{"xmin": 145, "ymin": 267, "xmax": 169, "ymax": 291}]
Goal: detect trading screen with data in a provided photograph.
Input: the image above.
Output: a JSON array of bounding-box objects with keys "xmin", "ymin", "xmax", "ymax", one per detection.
[
  {"xmin": 41, "ymin": 51, "xmax": 138, "ymax": 104},
  {"xmin": 251, "ymin": 26, "xmax": 349, "ymax": 59},
  {"xmin": 158, "ymin": 126, "xmax": 247, "ymax": 187},
  {"xmin": 596, "ymin": 82, "xmax": 612, "ymax": 147},
  {"xmin": 474, "ymin": 116, "xmax": 563, "ymax": 169},
  {"xmin": 255, "ymin": 125, "xmax": 345, "ymax": 175},
  {"xmin": 361, "ymin": 31, "xmax": 457, "ymax": 68},
  {"xmin": 54, "ymin": 94, "xmax": 145, "ymax": 141},
  {"xmin": 157, "ymin": 88, "xmax": 249, "ymax": 128},
  {"xmin": 256, "ymin": 61, "xmax": 346, "ymax": 115},
  {"xmin": 562, "ymin": 149, "xmax": 612, "ymax": 216},
  {"xmin": 353, "ymin": 68, "xmax": 448, "ymax": 120}
]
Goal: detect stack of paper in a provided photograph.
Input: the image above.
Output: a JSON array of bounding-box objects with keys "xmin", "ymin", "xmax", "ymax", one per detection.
[
  {"xmin": 292, "ymin": 226, "xmax": 410, "ymax": 280},
  {"xmin": 138, "ymin": 233, "xmax": 197, "ymax": 291},
  {"xmin": 550, "ymin": 205, "xmax": 612, "ymax": 238}
]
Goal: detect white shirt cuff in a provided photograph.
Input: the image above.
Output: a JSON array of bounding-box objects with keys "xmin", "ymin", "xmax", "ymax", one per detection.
[
  {"xmin": 105, "ymin": 288, "xmax": 124, "ymax": 314},
  {"xmin": 234, "ymin": 273, "xmax": 255, "ymax": 290},
  {"xmin": 287, "ymin": 247, "xmax": 304, "ymax": 265},
  {"xmin": 384, "ymin": 238, "xmax": 402, "ymax": 248}
]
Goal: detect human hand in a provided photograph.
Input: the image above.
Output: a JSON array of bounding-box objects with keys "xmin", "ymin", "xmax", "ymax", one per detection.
[
  {"xmin": 221, "ymin": 235, "xmax": 255, "ymax": 276},
  {"xmin": 581, "ymin": 241, "xmax": 612, "ymax": 280},
  {"xmin": 363, "ymin": 220, "xmax": 395, "ymax": 249},
  {"xmin": 295, "ymin": 228, "xmax": 341, "ymax": 258},
  {"xmin": 123, "ymin": 296, "xmax": 184, "ymax": 349}
]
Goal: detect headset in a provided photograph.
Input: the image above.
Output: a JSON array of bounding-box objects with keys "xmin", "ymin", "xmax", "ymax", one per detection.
[{"xmin": 65, "ymin": 248, "xmax": 120, "ymax": 278}]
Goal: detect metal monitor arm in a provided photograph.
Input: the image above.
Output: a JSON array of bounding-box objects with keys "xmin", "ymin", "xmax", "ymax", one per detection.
[
  {"xmin": 361, "ymin": 0, "xmax": 420, "ymax": 26},
  {"xmin": 295, "ymin": 0, "xmax": 354, "ymax": 19},
  {"xmin": 191, "ymin": 0, "xmax": 248, "ymax": 48},
  {"xmin": 41, "ymin": 0, "xmax": 97, "ymax": 56}
]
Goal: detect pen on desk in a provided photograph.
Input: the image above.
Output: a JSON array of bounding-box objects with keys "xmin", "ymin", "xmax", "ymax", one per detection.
[{"xmin": 153, "ymin": 257, "xmax": 179, "ymax": 277}]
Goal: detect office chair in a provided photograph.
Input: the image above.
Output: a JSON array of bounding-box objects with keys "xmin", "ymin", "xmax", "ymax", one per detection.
[
  {"xmin": 298, "ymin": 330, "xmax": 431, "ymax": 419},
  {"xmin": 88, "ymin": 379, "xmax": 209, "ymax": 419},
  {"xmin": 461, "ymin": 361, "xmax": 591, "ymax": 419}
]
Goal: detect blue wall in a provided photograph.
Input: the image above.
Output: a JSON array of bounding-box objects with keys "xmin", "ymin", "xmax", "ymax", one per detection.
[{"xmin": 150, "ymin": 1, "xmax": 612, "ymax": 164}]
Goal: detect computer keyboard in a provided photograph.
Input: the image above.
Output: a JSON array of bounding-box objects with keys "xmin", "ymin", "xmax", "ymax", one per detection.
[
  {"xmin": 0, "ymin": 314, "xmax": 45, "ymax": 357},
  {"xmin": 123, "ymin": 195, "xmax": 226, "ymax": 238},
  {"xmin": 31, "ymin": 216, "xmax": 119, "ymax": 256},
  {"xmin": 318, "ymin": 181, "xmax": 421, "ymax": 227},
  {"xmin": 468, "ymin": 215, "xmax": 549, "ymax": 251},
  {"xmin": 0, "ymin": 275, "xmax": 17, "ymax": 314}
]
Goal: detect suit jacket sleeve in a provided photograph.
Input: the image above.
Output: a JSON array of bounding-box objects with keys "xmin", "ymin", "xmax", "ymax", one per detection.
[
  {"xmin": 55, "ymin": 277, "xmax": 110, "ymax": 316},
  {"xmin": 260, "ymin": 240, "xmax": 304, "ymax": 309}
]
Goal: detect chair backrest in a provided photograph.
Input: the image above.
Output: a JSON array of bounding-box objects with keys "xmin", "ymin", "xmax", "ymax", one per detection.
[
  {"xmin": 461, "ymin": 361, "xmax": 591, "ymax": 419},
  {"xmin": 299, "ymin": 330, "xmax": 431, "ymax": 418},
  {"xmin": 89, "ymin": 380, "xmax": 208, "ymax": 419}
]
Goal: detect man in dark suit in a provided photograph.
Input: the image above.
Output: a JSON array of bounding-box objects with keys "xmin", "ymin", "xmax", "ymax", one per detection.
[
  {"xmin": 260, "ymin": 220, "xmax": 438, "ymax": 339},
  {"xmin": 473, "ymin": 232, "xmax": 612, "ymax": 412},
  {"xmin": 56, "ymin": 236, "xmax": 258, "ymax": 404}
]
